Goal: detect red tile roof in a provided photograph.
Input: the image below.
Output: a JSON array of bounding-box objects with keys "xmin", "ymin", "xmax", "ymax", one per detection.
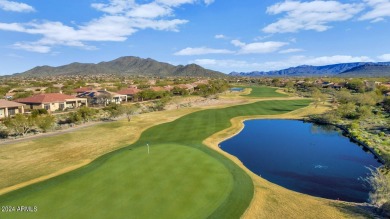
[
  {"xmin": 117, "ymin": 88, "xmax": 141, "ymax": 95},
  {"xmin": 74, "ymin": 87, "xmax": 93, "ymax": 93},
  {"xmin": 15, "ymin": 93, "xmax": 80, "ymax": 104}
]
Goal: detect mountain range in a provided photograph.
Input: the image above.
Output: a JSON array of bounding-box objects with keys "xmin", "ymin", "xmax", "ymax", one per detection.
[
  {"xmin": 13, "ymin": 56, "xmax": 225, "ymax": 78},
  {"xmin": 230, "ymin": 62, "xmax": 390, "ymax": 77}
]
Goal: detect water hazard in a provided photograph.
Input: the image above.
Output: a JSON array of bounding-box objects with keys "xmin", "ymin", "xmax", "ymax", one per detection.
[{"xmin": 220, "ymin": 120, "xmax": 382, "ymax": 203}]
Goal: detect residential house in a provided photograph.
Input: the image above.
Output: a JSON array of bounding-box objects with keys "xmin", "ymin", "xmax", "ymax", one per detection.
[
  {"xmin": 332, "ymin": 83, "xmax": 344, "ymax": 90},
  {"xmin": 15, "ymin": 93, "xmax": 88, "ymax": 112},
  {"xmin": 77, "ymin": 89, "xmax": 127, "ymax": 105},
  {"xmin": 74, "ymin": 86, "xmax": 94, "ymax": 95},
  {"xmin": 0, "ymin": 100, "xmax": 25, "ymax": 119},
  {"xmin": 150, "ymin": 86, "xmax": 166, "ymax": 92},
  {"xmin": 117, "ymin": 88, "xmax": 141, "ymax": 102}
]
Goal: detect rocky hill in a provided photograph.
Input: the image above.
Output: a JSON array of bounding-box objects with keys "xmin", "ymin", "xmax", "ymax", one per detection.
[{"xmin": 15, "ymin": 56, "xmax": 225, "ymax": 77}]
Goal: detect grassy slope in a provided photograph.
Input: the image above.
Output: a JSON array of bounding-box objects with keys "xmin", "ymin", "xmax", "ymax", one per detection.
[{"xmin": 0, "ymin": 98, "xmax": 311, "ymax": 219}]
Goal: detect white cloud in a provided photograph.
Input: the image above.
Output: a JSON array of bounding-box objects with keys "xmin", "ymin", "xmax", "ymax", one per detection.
[
  {"xmin": 0, "ymin": 0, "xmax": 214, "ymax": 53},
  {"xmin": 192, "ymin": 55, "xmax": 374, "ymax": 73},
  {"xmin": 127, "ymin": 3, "xmax": 172, "ymax": 18},
  {"xmin": 231, "ymin": 40, "xmax": 288, "ymax": 54},
  {"xmin": 294, "ymin": 55, "xmax": 373, "ymax": 66},
  {"xmin": 279, "ymin": 48, "xmax": 304, "ymax": 54},
  {"xmin": 0, "ymin": 0, "xmax": 34, "ymax": 12},
  {"xmin": 231, "ymin": 40, "xmax": 246, "ymax": 47},
  {"xmin": 378, "ymin": 54, "xmax": 390, "ymax": 61},
  {"xmin": 192, "ymin": 59, "xmax": 266, "ymax": 72},
  {"xmin": 360, "ymin": 0, "xmax": 390, "ymax": 22},
  {"xmin": 215, "ymin": 34, "xmax": 226, "ymax": 39},
  {"xmin": 13, "ymin": 42, "xmax": 51, "ymax": 53},
  {"xmin": 263, "ymin": 0, "xmax": 364, "ymax": 33},
  {"xmin": 157, "ymin": 0, "xmax": 195, "ymax": 7},
  {"xmin": 204, "ymin": 0, "xmax": 215, "ymax": 6},
  {"xmin": 174, "ymin": 47, "xmax": 234, "ymax": 55},
  {"xmin": 91, "ymin": 0, "xmax": 135, "ymax": 14}
]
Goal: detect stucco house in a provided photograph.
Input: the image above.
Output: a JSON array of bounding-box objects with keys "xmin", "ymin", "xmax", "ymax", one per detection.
[
  {"xmin": 77, "ymin": 89, "xmax": 127, "ymax": 105},
  {"xmin": 0, "ymin": 100, "xmax": 25, "ymax": 118},
  {"xmin": 117, "ymin": 88, "xmax": 141, "ymax": 102},
  {"xmin": 15, "ymin": 93, "xmax": 88, "ymax": 112}
]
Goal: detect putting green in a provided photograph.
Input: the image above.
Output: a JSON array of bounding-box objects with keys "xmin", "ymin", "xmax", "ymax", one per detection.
[
  {"xmin": 0, "ymin": 99, "xmax": 311, "ymax": 219},
  {"xmin": 0, "ymin": 144, "xmax": 232, "ymax": 219},
  {"xmin": 242, "ymin": 86, "xmax": 287, "ymax": 98}
]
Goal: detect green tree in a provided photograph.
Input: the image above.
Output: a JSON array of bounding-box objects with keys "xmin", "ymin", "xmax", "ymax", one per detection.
[
  {"xmin": 335, "ymin": 89, "xmax": 353, "ymax": 104},
  {"xmin": 383, "ymin": 97, "xmax": 390, "ymax": 112},
  {"xmin": 346, "ymin": 79, "xmax": 365, "ymax": 93},
  {"xmin": 77, "ymin": 106, "xmax": 97, "ymax": 122},
  {"xmin": 337, "ymin": 102, "xmax": 357, "ymax": 119},
  {"xmin": 357, "ymin": 105, "xmax": 372, "ymax": 119},
  {"xmin": 35, "ymin": 115, "xmax": 56, "ymax": 133},
  {"xmin": 3, "ymin": 114, "xmax": 35, "ymax": 136},
  {"xmin": 67, "ymin": 112, "xmax": 82, "ymax": 124},
  {"xmin": 311, "ymin": 88, "xmax": 327, "ymax": 108},
  {"xmin": 12, "ymin": 91, "xmax": 34, "ymax": 100},
  {"xmin": 103, "ymin": 104, "xmax": 125, "ymax": 119},
  {"xmin": 285, "ymin": 81, "xmax": 295, "ymax": 93},
  {"xmin": 354, "ymin": 92, "xmax": 380, "ymax": 106},
  {"xmin": 45, "ymin": 86, "xmax": 61, "ymax": 93},
  {"xmin": 124, "ymin": 105, "xmax": 140, "ymax": 122},
  {"xmin": 31, "ymin": 109, "xmax": 48, "ymax": 117}
]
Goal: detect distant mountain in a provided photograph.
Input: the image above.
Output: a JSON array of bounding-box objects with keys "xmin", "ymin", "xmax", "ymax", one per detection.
[
  {"xmin": 230, "ymin": 62, "xmax": 390, "ymax": 77},
  {"xmin": 15, "ymin": 56, "xmax": 225, "ymax": 77},
  {"xmin": 339, "ymin": 63, "xmax": 390, "ymax": 77}
]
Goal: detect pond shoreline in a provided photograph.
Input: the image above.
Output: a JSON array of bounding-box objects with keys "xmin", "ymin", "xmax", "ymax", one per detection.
[
  {"xmin": 203, "ymin": 104, "xmax": 380, "ymax": 218},
  {"xmin": 305, "ymin": 119, "xmax": 386, "ymax": 165}
]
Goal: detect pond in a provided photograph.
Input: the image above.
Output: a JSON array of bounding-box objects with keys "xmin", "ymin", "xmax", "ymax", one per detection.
[
  {"xmin": 220, "ymin": 120, "xmax": 382, "ymax": 203},
  {"xmin": 230, "ymin": 87, "xmax": 244, "ymax": 92}
]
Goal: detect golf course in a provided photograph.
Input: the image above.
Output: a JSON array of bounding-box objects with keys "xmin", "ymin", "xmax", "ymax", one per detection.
[{"xmin": 1, "ymin": 87, "xmax": 363, "ymax": 218}]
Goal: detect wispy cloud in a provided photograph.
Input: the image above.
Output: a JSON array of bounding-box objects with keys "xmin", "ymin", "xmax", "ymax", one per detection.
[
  {"xmin": 174, "ymin": 47, "xmax": 234, "ymax": 55},
  {"xmin": 378, "ymin": 53, "xmax": 390, "ymax": 61},
  {"xmin": 231, "ymin": 39, "xmax": 288, "ymax": 54},
  {"xmin": 193, "ymin": 55, "xmax": 374, "ymax": 72},
  {"xmin": 0, "ymin": 0, "xmax": 35, "ymax": 12},
  {"xmin": 279, "ymin": 48, "xmax": 304, "ymax": 54},
  {"xmin": 215, "ymin": 34, "xmax": 226, "ymax": 39},
  {"xmin": 263, "ymin": 0, "xmax": 364, "ymax": 33},
  {"xmin": 360, "ymin": 0, "xmax": 390, "ymax": 22},
  {"xmin": 0, "ymin": 0, "xmax": 215, "ymax": 53}
]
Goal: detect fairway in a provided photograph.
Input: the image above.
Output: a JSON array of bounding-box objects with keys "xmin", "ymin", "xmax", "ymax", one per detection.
[
  {"xmin": 0, "ymin": 99, "xmax": 311, "ymax": 218},
  {"xmin": 242, "ymin": 86, "xmax": 287, "ymax": 98}
]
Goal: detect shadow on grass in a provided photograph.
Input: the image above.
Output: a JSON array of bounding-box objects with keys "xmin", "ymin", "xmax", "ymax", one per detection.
[{"xmin": 329, "ymin": 202, "xmax": 383, "ymax": 219}]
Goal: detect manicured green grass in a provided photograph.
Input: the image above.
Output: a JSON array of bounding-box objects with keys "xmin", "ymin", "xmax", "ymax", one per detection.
[
  {"xmin": 242, "ymin": 86, "xmax": 287, "ymax": 98},
  {"xmin": 0, "ymin": 99, "xmax": 310, "ymax": 219},
  {"xmin": 0, "ymin": 144, "xmax": 232, "ymax": 219}
]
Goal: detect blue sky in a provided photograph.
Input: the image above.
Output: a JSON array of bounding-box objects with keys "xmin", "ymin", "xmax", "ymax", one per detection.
[{"xmin": 0, "ymin": 0, "xmax": 390, "ymax": 75}]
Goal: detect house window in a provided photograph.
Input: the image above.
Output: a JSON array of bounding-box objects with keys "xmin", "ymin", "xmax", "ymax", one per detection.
[
  {"xmin": 59, "ymin": 103, "xmax": 65, "ymax": 110},
  {"xmin": 44, "ymin": 104, "xmax": 50, "ymax": 110},
  {"xmin": 8, "ymin": 108, "xmax": 16, "ymax": 116}
]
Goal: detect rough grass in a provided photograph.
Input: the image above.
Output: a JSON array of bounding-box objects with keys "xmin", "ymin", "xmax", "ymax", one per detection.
[
  {"xmin": 0, "ymin": 99, "xmax": 311, "ymax": 218},
  {"xmin": 0, "ymin": 108, "xmax": 200, "ymax": 191}
]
